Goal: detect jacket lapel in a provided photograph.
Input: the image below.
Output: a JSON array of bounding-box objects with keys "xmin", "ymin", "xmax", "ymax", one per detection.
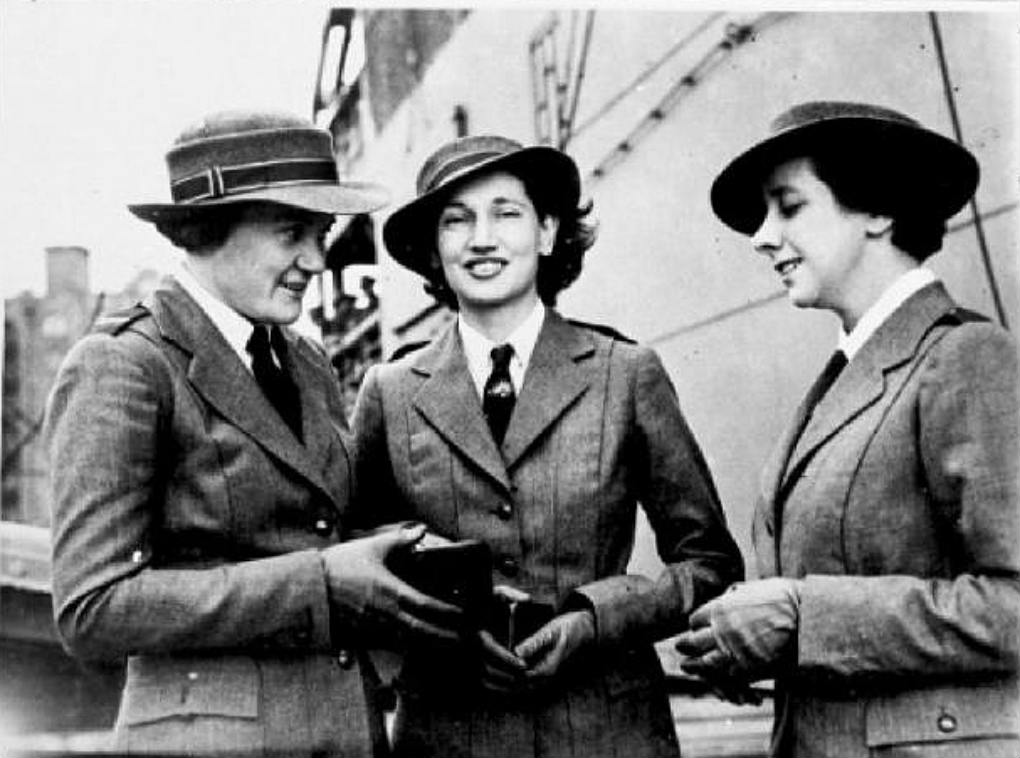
[
  {"xmin": 145, "ymin": 279, "xmax": 337, "ymax": 504},
  {"xmin": 282, "ymin": 330, "xmax": 349, "ymax": 503},
  {"xmin": 779, "ymin": 282, "xmax": 957, "ymax": 494},
  {"xmin": 501, "ymin": 310, "xmax": 594, "ymax": 469},
  {"xmin": 411, "ymin": 326, "xmax": 511, "ymax": 492}
]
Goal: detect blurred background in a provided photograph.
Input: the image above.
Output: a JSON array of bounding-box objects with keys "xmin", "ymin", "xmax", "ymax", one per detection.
[{"xmin": 2, "ymin": 3, "xmax": 1017, "ymax": 755}]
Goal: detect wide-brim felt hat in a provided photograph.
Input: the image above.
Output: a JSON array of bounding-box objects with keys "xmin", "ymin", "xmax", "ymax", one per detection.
[
  {"xmin": 382, "ymin": 135, "xmax": 581, "ymax": 277},
  {"xmin": 129, "ymin": 110, "xmax": 388, "ymax": 224},
  {"xmin": 710, "ymin": 100, "xmax": 979, "ymax": 235}
]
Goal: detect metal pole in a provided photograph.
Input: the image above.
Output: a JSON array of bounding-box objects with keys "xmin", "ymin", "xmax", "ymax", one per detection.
[{"xmin": 928, "ymin": 11, "xmax": 1009, "ymax": 328}]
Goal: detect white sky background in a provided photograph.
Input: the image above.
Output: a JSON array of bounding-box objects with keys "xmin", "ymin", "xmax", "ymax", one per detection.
[
  {"xmin": 0, "ymin": 0, "xmax": 336, "ymax": 299},
  {"xmin": 2, "ymin": 0, "xmax": 1011, "ymax": 301}
]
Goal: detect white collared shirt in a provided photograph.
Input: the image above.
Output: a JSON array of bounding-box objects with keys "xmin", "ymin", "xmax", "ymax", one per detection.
[
  {"xmin": 838, "ymin": 267, "xmax": 937, "ymax": 360},
  {"xmin": 458, "ymin": 300, "xmax": 546, "ymax": 398},
  {"xmin": 174, "ymin": 262, "xmax": 256, "ymax": 372}
]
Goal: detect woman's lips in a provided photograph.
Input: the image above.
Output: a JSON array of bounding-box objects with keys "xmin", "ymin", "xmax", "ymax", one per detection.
[
  {"xmin": 774, "ymin": 257, "xmax": 802, "ymax": 277},
  {"xmin": 280, "ymin": 279, "xmax": 308, "ymax": 297},
  {"xmin": 464, "ymin": 258, "xmax": 507, "ymax": 278}
]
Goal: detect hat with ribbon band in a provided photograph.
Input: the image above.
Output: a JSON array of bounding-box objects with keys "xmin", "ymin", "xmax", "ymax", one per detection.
[
  {"xmin": 710, "ymin": 100, "xmax": 979, "ymax": 236},
  {"xmin": 382, "ymin": 135, "xmax": 580, "ymax": 277},
  {"xmin": 129, "ymin": 110, "xmax": 388, "ymax": 223}
]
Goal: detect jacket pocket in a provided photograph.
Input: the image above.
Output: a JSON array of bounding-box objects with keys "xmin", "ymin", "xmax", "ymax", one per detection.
[
  {"xmin": 119, "ymin": 655, "xmax": 260, "ymax": 726},
  {"xmin": 865, "ymin": 678, "xmax": 1020, "ymax": 748}
]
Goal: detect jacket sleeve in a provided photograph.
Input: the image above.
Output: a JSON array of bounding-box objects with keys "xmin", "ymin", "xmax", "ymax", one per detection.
[
  {"xmin": 45, "ymin": 332, "xmax": 334, "ymax": 664},
  {"xmin": 798, "ymin": 324, "xmax": 1020, "ymax": 682},
  {"xmin": 572, "ymin": 346, "xmax": 744, "ymax": 646}
]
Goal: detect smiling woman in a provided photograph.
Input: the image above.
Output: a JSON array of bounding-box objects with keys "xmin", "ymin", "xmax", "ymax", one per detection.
[
  {"xmin": 179, "ymin": 204, "xmax": 334, "ymax": 325},
  {"xmin": 677, "ymin": 100, "xmax": 1020, "ymax": 758},
  {"xmin": 433, "ymin": 171, "xmax": 557, "ymax": 329},
  {"xmin": 42, "ymin": 109, "xmax": 477, "ymax": 758},
  {"xmin": 349, "ymin": 134, "xmax": 743, "ymax": 757}
]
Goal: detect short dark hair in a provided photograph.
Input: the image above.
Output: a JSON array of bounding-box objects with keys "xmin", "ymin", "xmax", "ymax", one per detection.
[
  {"xmin": 807, "ymin": 142, "xmax": 948, "ymax": 261},
  {"xmin": 154, "ymin": 205, "xmax": 251, "ymax": 253},
  {"xmin": 422, "ymin": 170, "xmax": 598, "ymax": 310}
]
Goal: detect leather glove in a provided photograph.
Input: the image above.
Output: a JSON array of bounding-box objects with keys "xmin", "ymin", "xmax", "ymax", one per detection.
[
  {"xmin": 476, "ymin": 628, "xmax": 529, "ymax": 694},
  {"xmin": 676, "ymin": 577, "xmax": 801, "ymax": 683},
  {"xmin": 474, "ymin": 584, "xmax": 532, "ymax": 694},
  {"xmin": 515, "ymin": 609, "xmax": 596, "ymax": 683},
  {"xmin": 321, "ymin": 523, "xmax": 466, "ymax": 645}
]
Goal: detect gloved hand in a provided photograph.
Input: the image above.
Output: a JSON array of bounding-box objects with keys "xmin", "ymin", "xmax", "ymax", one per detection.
[
  {"xmin": 476, "ymin": 628, "xmax": 529, "ymax": 694},
  {"xmin": 515, "ymin": 609, "xmax": 596, "ymax": 682},
  {"xmin": 321, "ymin": 523, "xmax": 466, "ymax": 645},
  {"xmin": 675, "ymin": 577, "xmax": 802, "ymax": 684},
  {"xmin": 475, "ymin": 584, "xmax": 532, "ymax": 694}
]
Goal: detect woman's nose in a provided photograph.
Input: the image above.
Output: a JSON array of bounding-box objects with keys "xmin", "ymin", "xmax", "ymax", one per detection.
[
  {"xmin": 752, "ymin": 210, "xmax": 781, "ymax": 256},
  {"xmin": 296, "ymin": 240, "xmax": 326, "ymax": 273},
  {"xmin": 469, "ymin": 216, "xmax": 496, "ymax": 250}
]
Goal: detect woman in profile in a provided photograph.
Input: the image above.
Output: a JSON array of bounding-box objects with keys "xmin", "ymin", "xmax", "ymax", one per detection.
[{"xmin": 677, "ymin": 100, "xmax": 1020, "ymax": 757}]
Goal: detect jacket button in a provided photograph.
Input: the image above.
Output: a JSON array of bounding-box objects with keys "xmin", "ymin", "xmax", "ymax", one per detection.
[
  {"xmin": 494, "ymin": 503, "xmax": 513, "ymax": 520},
  {"xmin": 313, "ymin": 518, "xmax": 333, "ymax": 536},
  {"xmin": 336, "ymin": 649, "xmax": 353, "ymax": 669},
  {"xmin": 936, "ymin": 713, "xmax": 957, "ymax": 733},
  {"xmin": 497, "ymin": 557, "xmax": 519, "ymax": 577}
]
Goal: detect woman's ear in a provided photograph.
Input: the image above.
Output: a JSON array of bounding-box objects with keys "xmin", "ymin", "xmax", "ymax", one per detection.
[
  {"xmin": 538, "ymin": 216, "xmax": 560, "ymax": 256},
  {"xmin": 864, "ymin": 214, "xmax": 893, "ymax": 239}
]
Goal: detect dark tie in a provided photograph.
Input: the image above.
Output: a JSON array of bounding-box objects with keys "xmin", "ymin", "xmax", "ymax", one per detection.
[
  {"xmin": 483, "ymin": 344, "xmax": 516, "ymax": 446},
  {"xmin": 246, "ymin": 325, "xmax": 303, "ymax": 441},
  {"xmin": 803, "ymin": 349, "xmax": 848, "ymax": 420}
]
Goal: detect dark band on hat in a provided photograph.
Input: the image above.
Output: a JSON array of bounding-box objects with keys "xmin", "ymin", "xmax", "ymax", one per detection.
[
  {"xmin": 423, "ymin": 150, "xmax": 505, "ymax": 194},
  {"xmin": 171, "ymin": 159, "xmax": 340, "ymax": 204}
]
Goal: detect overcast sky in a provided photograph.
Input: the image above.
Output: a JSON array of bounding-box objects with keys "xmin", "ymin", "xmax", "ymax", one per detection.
[
  {"xmin": 2, "ymin": 0, "xmax": 1007, "ymax": 301},
  {"xmin": 0, "ymin": 0, "xmax": 336, "ymax": 299}
]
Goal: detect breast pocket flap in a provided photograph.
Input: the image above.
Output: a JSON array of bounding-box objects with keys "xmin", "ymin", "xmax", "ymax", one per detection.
[{"xmin": 866, "ymin": 679, "xmax": 1020, "ymax": 747}]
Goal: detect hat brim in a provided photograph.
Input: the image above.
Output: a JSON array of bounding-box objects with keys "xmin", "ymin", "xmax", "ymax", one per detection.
[
  {"xmin": 382, "ymin": 146, "xmax": 580, "ymax": 278},
  {"xmin": 710, "ymin": 117, "xmax": 979, "ymax": 236},
  {"xmin": 129, "ymin": 181, "xmax": 389, "ymax": 224}
]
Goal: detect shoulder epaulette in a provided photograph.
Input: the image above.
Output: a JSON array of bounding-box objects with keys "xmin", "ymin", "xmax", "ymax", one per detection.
[
  {"xmin": 91, "ymin": 304, "xmax": 150, "ymax": 336},
  {"xmin": 567, "ymin": 319, "xmax": 637, "ymax": 344},
  {"xmin": 388, "ymin": 340, "xmax": 430, "ymax": 362}
]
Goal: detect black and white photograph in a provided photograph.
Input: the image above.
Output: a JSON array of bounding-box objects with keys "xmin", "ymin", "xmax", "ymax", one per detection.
[{"xmin": 2, "ymin": 2, "xmax": 1018, "ymax": 756}]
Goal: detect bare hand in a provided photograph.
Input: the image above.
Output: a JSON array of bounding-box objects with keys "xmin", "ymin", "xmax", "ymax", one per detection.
[{"xmin": 321, "ymin": 523, "xmax": 465, "ymax": 644}]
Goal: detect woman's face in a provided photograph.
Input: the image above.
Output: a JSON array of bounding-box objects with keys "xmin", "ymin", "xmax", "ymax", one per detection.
[
  {"xmin": 434, "ymin": 170, "xmax": 558, "ymax": 316},
  {"xmin": 752, "ymin": 157, "xmax": 872, "ymax": 312},
  {"xmin": 203, "ymin": 204, "xmax": 331, "ymax": 324}
]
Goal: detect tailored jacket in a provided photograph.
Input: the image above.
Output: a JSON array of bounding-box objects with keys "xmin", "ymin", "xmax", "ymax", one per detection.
[
  {"xmin": 753, "ymin": 283, "xmax": 1020, "ymax": 758},
  {"xmin": 45, "ymin": 277, "xmax": 380, "ymax": 756},
  {"xmin": 351, "ymin": 308, "xmax": 743, "ymax": 758}
]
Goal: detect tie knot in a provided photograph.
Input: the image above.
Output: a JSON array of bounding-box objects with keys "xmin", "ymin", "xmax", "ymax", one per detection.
[{"xmin": 490, "ymin": 343, "xmax": 514, "ymax": 370}]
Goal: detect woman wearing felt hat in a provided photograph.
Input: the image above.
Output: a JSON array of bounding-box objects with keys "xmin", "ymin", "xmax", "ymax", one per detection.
[
  {"xmin": 45, "ymin": 109, "xmax": 467, "ymax": 756},
  {"xmin": 349, "ymin": 135, "xmax": 744, "ymax": 757},
  {"xmin": 676, "ymin": 101, "xmax": 1020, "ymax": 757}
]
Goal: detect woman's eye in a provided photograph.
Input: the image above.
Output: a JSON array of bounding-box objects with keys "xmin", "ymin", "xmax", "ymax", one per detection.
[
  {"xmin": 779, "ymin": 201, "xmax": 803, "ymax": 218},
  {"xmin": 496, "ymin": 208, "xmax": 522, "ymax": 219},
  {"xmin": 439, "ymin": 213, "xmax": 468, "ymax": 227},
  {"xmin": 281, "ymin": 225, "xmax": 304, "ymax": 243}
]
